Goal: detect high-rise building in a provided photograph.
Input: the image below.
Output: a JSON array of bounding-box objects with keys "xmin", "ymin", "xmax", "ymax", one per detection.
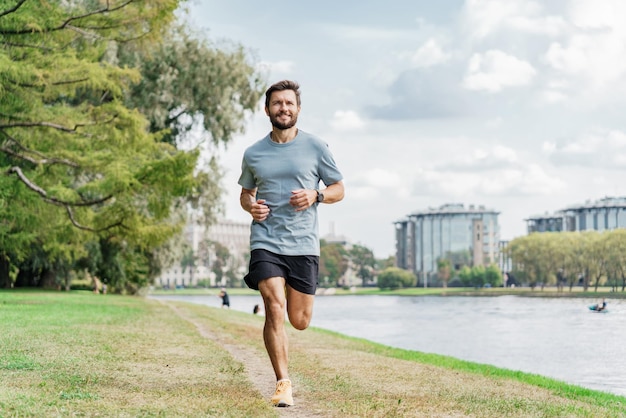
[
  {"xmin": 526, "ymin": 196, "xmax": 626, "ymax": 233},
  {"xmin": 395, "ymin": 203, "xmax": 500, "ymax": 286}
]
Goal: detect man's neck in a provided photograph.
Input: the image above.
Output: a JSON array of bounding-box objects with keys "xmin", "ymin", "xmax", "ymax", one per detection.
[{"xmin": 270, "ymin": 127, "xmax": 298, "ymax": 143}]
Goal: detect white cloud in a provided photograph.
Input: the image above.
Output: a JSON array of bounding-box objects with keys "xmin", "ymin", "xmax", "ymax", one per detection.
[
  {"xmin": 568, "ymin": 0, "xmax": 626, "ymax": 31},
  {"xmin": 544, "ymin": 129, "xmax": 626, "ymax": 168},
  {"xmin": 408, "ymin": 38, "xmax": 450, "ymax": 68},
  {"xmin": 350, "ymin": 168, "xmax": 409, "ymax": 199},
  {"xmin": 437, "ymin": 145, "xmax": 519, "ymax": 171},
  {"xmin": 258, "ymin": 60, "xmax": 295, "ymax": 74},
  {"xmin": 411, "ymin": 163, "xmax": 564, "ymax": 197},
  {"xmin": 323, "ymin": 24, "xmax": 421, "ymax": 42},
  {"xmin": 463, "ymin": 0, "xmax": 566, "ymax": 39},
  {"xmin": 330, "ymin": 110, "xmax": 365, "ymax": 132},
  {"xmin": 463, "ymin": 50, "xmax": 536, "ymax": 92},
  {"xmin": 540, "ymin": 90, "xmax": 568, "ymax": 103},
  {"xmin": 542, "ymin": 1, "xmax": 626, "ymax": 93}
]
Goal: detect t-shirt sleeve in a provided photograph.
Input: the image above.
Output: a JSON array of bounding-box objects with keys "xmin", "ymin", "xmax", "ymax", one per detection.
[
  {"xmin": 319, "ymin": 144, "xmax": 344, "ymax": 186},
  {"xmin": 238, "ymin": 155, "xmax": 257, "ymax": 189}
]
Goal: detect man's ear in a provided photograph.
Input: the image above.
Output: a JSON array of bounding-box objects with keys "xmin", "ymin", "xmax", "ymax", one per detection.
[{"xmin": 264, "ymin": 106, "xmax": 270, "ymax": 116}]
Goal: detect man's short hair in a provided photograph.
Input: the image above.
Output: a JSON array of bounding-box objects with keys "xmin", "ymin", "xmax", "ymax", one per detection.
[{"xmin": 265, "ymin": 80, "xmax": 301, "ymax": 108}]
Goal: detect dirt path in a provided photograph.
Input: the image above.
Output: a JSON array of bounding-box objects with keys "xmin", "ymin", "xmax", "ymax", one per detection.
[{"xmin": 162, "ymin": 301, "xmax": 326, "ymax": 417}]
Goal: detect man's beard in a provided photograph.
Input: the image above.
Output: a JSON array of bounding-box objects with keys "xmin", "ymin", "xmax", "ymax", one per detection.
[{"xmin": 270, "ymin": 112, "xmax": 298, "ymax": 130}]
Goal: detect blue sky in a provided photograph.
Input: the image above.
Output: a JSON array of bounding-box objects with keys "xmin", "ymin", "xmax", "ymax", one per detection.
[{"xmin": 186, "ymin": 0, "xmax": 626, "ymax": 258}]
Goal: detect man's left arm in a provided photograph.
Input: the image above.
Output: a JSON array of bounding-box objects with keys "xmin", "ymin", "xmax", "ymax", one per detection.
[
  {"xmin": 318, "ymin": 180, "xmax": 344, "ymax": 204},
  {"xmin": 289, "ymin": 180, "xmax": 344, "ymax": 211}
]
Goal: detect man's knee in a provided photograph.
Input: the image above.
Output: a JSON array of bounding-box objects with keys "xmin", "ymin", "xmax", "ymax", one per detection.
[{"xmin": 288, "ymin": 312, "xmax": 311, "ymax": 330}]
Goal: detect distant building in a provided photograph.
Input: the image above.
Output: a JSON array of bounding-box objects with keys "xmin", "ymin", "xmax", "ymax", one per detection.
[
  {"xmin": 395, "ymin": 203, "xmax": 500, "ymax": 286},
  {"xmin": 155, "ymin": 218, "xmax": 250, "ymax": 288},
  {"xmin": 526, "ymin": 196, "xmax": 626, "ymax": 233},
  {"xmin": 321, "ymin": 222, "xmax": 359, "ymax": 287}
]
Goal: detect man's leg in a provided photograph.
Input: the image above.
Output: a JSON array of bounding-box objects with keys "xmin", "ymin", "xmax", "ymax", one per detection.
[
  {"xmin": 259, "ymin": 276, "xmax": 289, "ymax": 380},
  {"xmin": 285, "ymin": 284, "xmax": 315, "ymax": 330},
  {"xmin": 259, "ymin": 276, "xmax": 295, "ymax": 407}
]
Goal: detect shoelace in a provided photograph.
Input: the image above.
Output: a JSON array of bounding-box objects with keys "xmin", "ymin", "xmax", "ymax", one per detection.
[{"xmin": 276, "ymin": 380, "xmax": 290, "ymax": 393}]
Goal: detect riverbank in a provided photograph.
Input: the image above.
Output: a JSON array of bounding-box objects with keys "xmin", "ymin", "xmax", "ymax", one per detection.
[
  {"xmin": 1, "ymin": 290, "xmax": 624, "ymax": 417},
  {"xmin": 150, "ymin": 285, "xmax": 626, "ymax": 299}
]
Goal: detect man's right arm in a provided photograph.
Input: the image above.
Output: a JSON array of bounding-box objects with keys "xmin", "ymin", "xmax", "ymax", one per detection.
[{"xmin": 240, "ymin": 187, "xmax": 270, "ymax": 222}]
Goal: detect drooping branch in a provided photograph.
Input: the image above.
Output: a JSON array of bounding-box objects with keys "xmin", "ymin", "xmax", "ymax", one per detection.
[
  {"xmin": 0, "ymin": 0, "xmax": 136, "ymax": 35},
  {"xmin": 0, "ymin": 113, "xmax": 118, "ymax": 131},
  {"xmin": 0, "ymin": 145, "xmax": 79, "ymax": 167},
  {"xmin": 0, "ymin": 41, "xmax": 55, "ymax": 52},
  {"xmin": 6, "ymin": 166, "xmax": 124, "ymax": 232},
  {"xmin": 0, "ymin": 0, "xmax": 28, "ymax": 18},
  {"xmin": 7, "ymin": 166, "xmax": 113, "ymax": 207},
  {"xmin": 0, "ymin": 121, "xmax": 85, "ymax": 133},
  {"xmin": 8, "ymin": 77, "xmax": 90, "ymax": 89},
  {"xmin": 65, "ymin": 205, "xmax": 125, "ymax": 232}
]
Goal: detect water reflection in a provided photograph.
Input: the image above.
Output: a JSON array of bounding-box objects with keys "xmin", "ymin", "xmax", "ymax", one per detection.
[{"xmin": 151, "ymin": 293, "xmax": 626, "ymax": 397}]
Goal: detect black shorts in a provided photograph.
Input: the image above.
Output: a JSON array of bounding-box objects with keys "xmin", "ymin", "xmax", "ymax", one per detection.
[{"xmin": 244, "ymin": 249, "xmax": 319, "ymax": 295}]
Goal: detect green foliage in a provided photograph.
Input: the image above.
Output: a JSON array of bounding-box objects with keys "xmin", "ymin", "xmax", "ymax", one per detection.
[
  {"xmin": 377, "ymin": 267, "xmax": 416, "ymax": 290},
  {"xmin": 319, "ymin": 241, "xmax": 348, "ymax": 286},
  {"xmin": 1, "ymin": 1, "xmax": 193, "ymax": 284},
  {"xmin": 349, "ymin": 244, "xmax": 375, "ymax": 286},
  {"xmin": 0, "ymin": 2, "xmax": 266, "ymax": 292},
  {"xmin": 485, "ymin": 264, "xmax": 503, "ymax": 287},
  {"xmin": 504, "ymin": 230, "xmax": 626, "ymax": 292},
  {"xmin": 437, "ymin": 258, "xmax": 452, "ymax": 287},
  {"xmin": 459, "ymin": 266, "xmax": 473, "ymax": 287}
]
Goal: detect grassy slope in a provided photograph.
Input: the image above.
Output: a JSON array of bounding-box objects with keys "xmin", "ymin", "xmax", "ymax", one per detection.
[{"xmin": 1, "ymin": 290, "xmax": 624, "ymax": 417}]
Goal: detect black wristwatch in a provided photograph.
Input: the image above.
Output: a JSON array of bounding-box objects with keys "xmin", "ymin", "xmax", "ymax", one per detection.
[{"xmin": 316, "ymin": 190, "xmax": 324, "ymax": 203}]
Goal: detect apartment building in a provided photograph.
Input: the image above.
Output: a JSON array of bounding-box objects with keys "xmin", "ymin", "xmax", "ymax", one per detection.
[
  {"xmin": 526, "ymin": 196, "xmax": 626, "ymax": 233},
  {"xmin": 395, "ymin": 203, "xmax": 500, "ymax": 286}
]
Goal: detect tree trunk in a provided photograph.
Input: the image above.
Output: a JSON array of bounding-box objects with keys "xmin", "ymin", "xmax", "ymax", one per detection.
[
  {"xmin": 14, "ymin": 268, "xmax": 40, "ymax": 287},
  {"xmin": 0, "ymin": 254, "xmax": 11, "ymax": 288},
  {"xmin": 41, "ymin": 269, "xmax": 58, "ymax": 290}
]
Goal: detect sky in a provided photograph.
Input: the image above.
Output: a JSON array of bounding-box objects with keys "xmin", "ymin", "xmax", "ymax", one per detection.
[{"xmin": 184, "ymin": 0, "xmax": 626, "ymax": 258}]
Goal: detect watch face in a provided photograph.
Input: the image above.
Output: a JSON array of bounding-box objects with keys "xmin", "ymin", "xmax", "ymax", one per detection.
[{"xmin": 317, "ymin": 192, "xmax": 324, "ymax": 202}]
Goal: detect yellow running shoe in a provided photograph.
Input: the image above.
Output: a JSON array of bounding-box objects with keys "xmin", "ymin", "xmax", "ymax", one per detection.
[{"xmin": 271, "ymin": 379, "xmax": 293, "ymax": 407}]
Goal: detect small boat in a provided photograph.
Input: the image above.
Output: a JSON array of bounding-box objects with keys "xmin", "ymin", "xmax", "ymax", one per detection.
[{"xmin": 588, "ymin": 304, "xmax": 608, "ymax": 313}]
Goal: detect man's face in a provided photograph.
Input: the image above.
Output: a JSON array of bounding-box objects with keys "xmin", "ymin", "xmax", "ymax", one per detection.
[{"xmin": 265, "ymin": 90, "xmax": 300, "ymax": 130}]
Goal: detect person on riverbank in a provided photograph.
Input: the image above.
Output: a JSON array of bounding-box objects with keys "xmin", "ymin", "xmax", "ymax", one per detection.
[
  {"xmin": 238, "ymin": 80, "xmax": 345, "ymax": 407},
  {"xmin": 218, "ymin": 288, "xmax": 230, "ymax": 309}
]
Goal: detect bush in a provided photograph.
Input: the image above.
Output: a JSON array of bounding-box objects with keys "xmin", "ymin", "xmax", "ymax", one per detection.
[{"xmin": 377, "ymin": 267, "xmax": 416, "ymax": 290}]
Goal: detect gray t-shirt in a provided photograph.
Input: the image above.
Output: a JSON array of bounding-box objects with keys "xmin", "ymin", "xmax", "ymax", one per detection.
[{"xmin": 238, "ymin": 130, "xmax": 343, "ymax": 256}]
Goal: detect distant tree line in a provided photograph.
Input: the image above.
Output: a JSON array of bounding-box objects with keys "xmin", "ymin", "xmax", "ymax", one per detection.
[{"xmin": 505, "ymin": 230, "xmax": 626, "ymax": 292}]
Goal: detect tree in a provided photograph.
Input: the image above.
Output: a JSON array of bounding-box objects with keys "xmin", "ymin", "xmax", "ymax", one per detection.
[
  {"xmin": 211, "ymin": 242, "xmax": 231, "ymax": 287},
  {"xmin": 437, "ymin": 258, "xmax": 452, "ymax": 288},
  {"xmin": 485, "ymin": 264, "xmax": 503, "ymax": 287},
  {"xmin": 118, "ymin": 21, "xmax": 265, "ymax": 226},
  {"xmin": 349, "ymin": 244, "xmax": 375, "ymax": 287},
  {"xmin": 0, "ymin": 0, "xmax": 197, "ymax": 288},
  {"xmin": 180, "ymin": 244, "xmax": 197, "ymax": 286},
  {"xmin": 458, "ymin": 266, "xmax": 473, "ymax": 287},
  {"xmin": 319, "ymin": 241, "xmax": 348, "ymax": 287},
  {"xmin": 377, "ymin": 267, "xmax": 415, "ymax": 290},
  {"xmin": 471, "ymin": 265, "xmax": 486, "ymax": 289},
  {"xmin": 1, "ymin": 2, "xmax": 266, "ymax": 292},
  {"xmin": 113, "ymin": 16, "xmax": 266, "ymax": 287}
]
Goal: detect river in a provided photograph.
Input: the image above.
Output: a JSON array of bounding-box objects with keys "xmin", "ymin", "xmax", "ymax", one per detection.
[{"xmin": 150, "ymin": 293, "xmax": 626, "ymax": 397}]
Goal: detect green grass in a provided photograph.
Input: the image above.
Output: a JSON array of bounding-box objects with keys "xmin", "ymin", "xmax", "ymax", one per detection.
[
  {"xmin": 0, "ymin": 290, "xmax": 275, "ymax": 417},
  {"xmin": 2, "ymin": 289, "xmax": 625, "ymax": 417}
]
